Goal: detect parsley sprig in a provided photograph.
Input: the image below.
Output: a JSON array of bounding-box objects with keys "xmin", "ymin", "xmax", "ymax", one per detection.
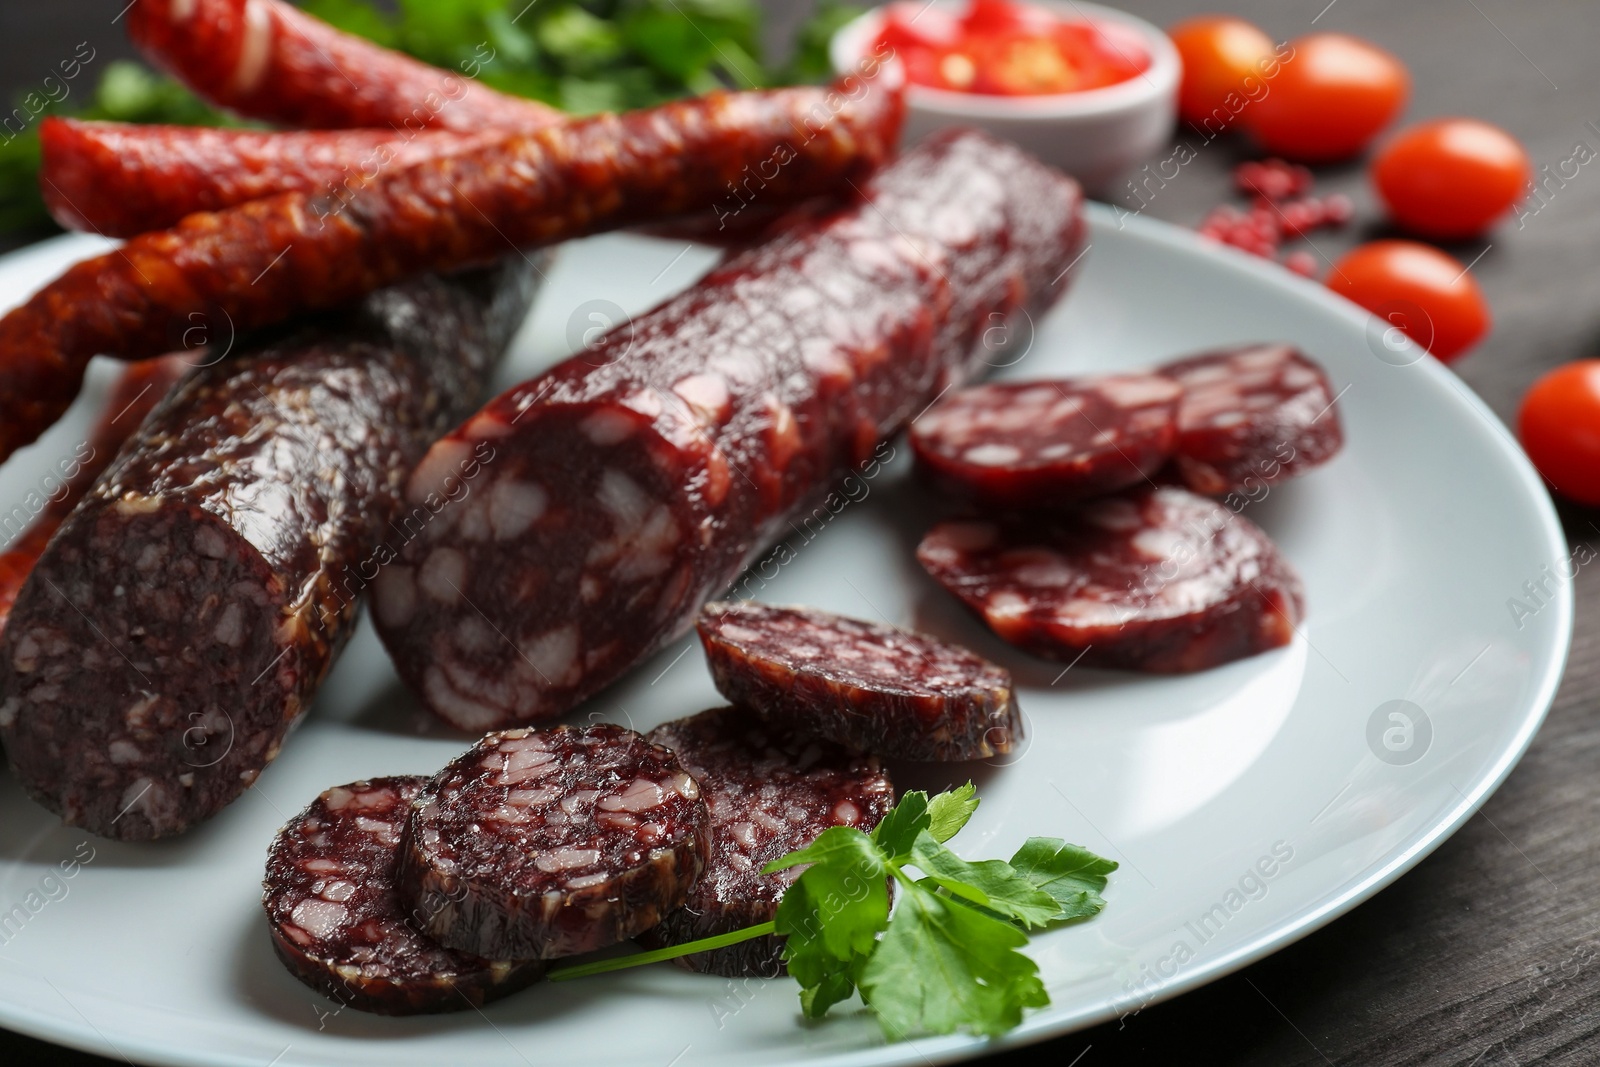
[{"xmin": 549, "ymin": 784, "xmax": 1116, "ymax": 1040}]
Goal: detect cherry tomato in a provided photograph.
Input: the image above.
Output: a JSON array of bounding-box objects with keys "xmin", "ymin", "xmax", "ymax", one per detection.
[
  {"xmin": 1372, "ymin": 118, "xmax": 1531, "ymax": 239},
  {"xmin": 1245, "ymin": 33, "xmax": 1409, "ymax": 162},
  {"xmin": 1168, "ymin": 16, "xmax": 1276, "ymax": 127},
  {"xmin": 1519, "ymin": 361, "xmax": 1600, "ymax": 506},
  {"xmin": 1326, "ymin": 240, "xmax": 1490, "ymax": 362}
]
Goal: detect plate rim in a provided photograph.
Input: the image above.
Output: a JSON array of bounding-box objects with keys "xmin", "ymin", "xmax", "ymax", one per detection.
[
  {"xmin": 0, "ymin": 207, "xmax": 1573, "ymax": 1067},
  {"xmin": 863, "ymin": 204, "xmax": 1576, "ymax": 1066}
]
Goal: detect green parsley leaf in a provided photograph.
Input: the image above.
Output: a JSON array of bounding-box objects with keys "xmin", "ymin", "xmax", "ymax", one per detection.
[
  {"xmin": 548, "ymin": 786, "xmax": 1116, "ymax": 1045},
  {"xmin": 798, "ymin": 966, "xmax": 858, "ymax": 1020},
  {"xmin": 872, "ymin": 782, "xmax": 975, "ymax": 861},
  {"xmin": 300, "ymin": 0, "xmax": 399, "ymax": 47},
  {"xmin": 784, "ymin": 0, "xmax": 866, "ymax": 84},
  {"xmin": 773, "ymin": 876, "xmax": 863, "ymax": 1018},
  {"xmin": 909, "ymin": 831, "xmax": 1061, "ymax": 929},
  {"xmin": 557, "ymin": 76, "xmax": 629, "ymax": 116},
  {"xmin": 859, "ymin": 880, "xmax": 1049, "ymax": 1038},
  {"xmin": 925, "ymin": 781, "xmax": 979, "ymax": 843},
  {"xmin": 767, "ymin": 825, "xmax": 888, "ymax": 1015},
  {"xmin": 0, "ymin": 133, "xmax": 46, "ymax": 236},
  {"xmin": 869, "ymin": 789, "xmax": 930, "ymax": 859},
  {"xmin": 1008, "ymin": 838, "xmax": 1118, "ymax": 922},
  {"xmin": 537, "ymin": 8, "xmax": 625, "ymax": 69}
]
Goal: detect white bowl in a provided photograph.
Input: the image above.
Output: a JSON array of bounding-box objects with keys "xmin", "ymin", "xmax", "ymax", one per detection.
[{"xmin": 830, "ymin": 0, "xmax": 1180, "ymax": 194}]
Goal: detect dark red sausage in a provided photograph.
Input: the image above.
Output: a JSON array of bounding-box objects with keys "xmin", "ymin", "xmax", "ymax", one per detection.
[
  {"xmin": 124, "ymin": 0, "xmax": 559, "ymax": 132},
  {"xmin": 397, "ymin": 724, "xmax": 709, "ymax": 960},
  {"xmin": 910, "ymin": 374, "xmax": 1182, "ymax": 509},
  {"xmin": 0, "ymin": 261, "xmax": 538, "ymax": 840},
  {"xmin": 1159, "ymin": 344, "xmax": 1344, "ymax": 496},
  {"xmin": 916, "ymin": 487, "xmax": 1304, "ymax": 673},
  {"xmin": 0, "ymin": 80, "xmax": 902, "ymax": 463},
  {"xmin": 37, "ymin": 124, "xmax": 824, "ymax": 243},
  {"xmin": 0, "ymin": 356, "xmax": 188, "ymax": 634},
  {"xmin": 264, "ymin": 776, "xmax": 545, "ymax": 1016},
  {"xmin": 697, "ymin": 601, "xmax": 1023, "ymax": 762},
  {"xmin": 369, "ymin": 129, "xmax": 1087, "ymax": 732},
  {"xmin": 637, "ymin": 706, "xmax": 893, "ymax": 977},
  {"xmin": 40, "ymin": 119, "xmax": 491, "ymax": 237}
]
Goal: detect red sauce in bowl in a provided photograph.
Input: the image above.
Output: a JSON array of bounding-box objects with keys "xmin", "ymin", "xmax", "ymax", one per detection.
[{"xmin": 875, "ymin": 0, "xmax": 1150, "ymax": 96}]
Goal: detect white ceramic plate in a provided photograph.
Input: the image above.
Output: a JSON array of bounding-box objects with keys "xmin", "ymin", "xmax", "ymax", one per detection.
[{"xmin": 0, "ymin": 208, "xmax": 1571, "ymax": 1067}]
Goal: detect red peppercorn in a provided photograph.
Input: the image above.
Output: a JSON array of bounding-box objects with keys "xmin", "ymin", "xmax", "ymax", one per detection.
[
  {"xmin": 1283, "ymin": 250, "xmax": 1319, "ymax": 277},
  {"xmin": 1233, "ymin": 157, "xmax": 1313, "ymax": 202},
  {"xmin": 1321, "ymin": 193, "xmax": 1355, "ymax": 225},
  {"xmin": 1278, "ymin": 199, "xmax": 1325, "ymax": 237}
]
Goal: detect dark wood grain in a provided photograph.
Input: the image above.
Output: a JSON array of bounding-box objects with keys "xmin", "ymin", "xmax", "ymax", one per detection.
[{"xmin": 2, "ymin": 1, "xmax": 1598, "ymax": 1064}]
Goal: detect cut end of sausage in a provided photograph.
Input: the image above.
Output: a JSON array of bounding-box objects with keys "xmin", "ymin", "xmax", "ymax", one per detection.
[
  {"xmin": 637, "ymin": 706, "xmax": 893, "ymax": 976},
  {"xmin": 373, "ymin": 401, "xmax": 710, "ymax": 733},
  {"xmin": 917, "ymin": 487, "xmax": 1305, "ymax": 672},
  {"xmin": 264, "ymin": 776, "xmax": 545, "ymax": 1015},
  {"xmin": 397, "ymin": 723, "xmax": 710, "ymax": 960},
  {"xmin": 697, "ymin": 601, "xmax": 1023, "ymax": 761},
  {"xmin": 910, "ymin": 375, "xmax": 1181, "ymax": 508},
  {"xmin": 0, "ymin": 500, "xmax": 298, "ymax": 841}
]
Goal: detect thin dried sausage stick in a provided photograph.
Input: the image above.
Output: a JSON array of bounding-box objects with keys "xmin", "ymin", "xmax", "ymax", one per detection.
[
  {"xmin": 264, "ymin": 776, "xmax": 546, "ymax": 1015},
  {"xmin": 0, "ymin": 356, "xmax": 188, "ymax": 634},
  {"xmin": 0, "ymin": 80, "xmax": 902, "ymax": 463},
  {"xmin": 37, "ymin": 123, "xmax": 811, "ymax": 242},
  {"xmin": 637, "ymin": 706, "xmax": 893, "ymax": 977},
  {"xmin": 697, "ymin": 602, "xmax": 1023, "ymax": 762},
  {"xmin": 124, "ymin": 0, "xmax": 559, "ymax": 132},
  {"xmin": 39, "ymin": 119, "xmax": 492, "ymax": 237},
  {"xmin": 0, "ymin": 260, "xmax": 539, "ymax": 841},
  {"xmin": 397, "ymin": 724, "xmax": 710, "ymax": 960},
  {"xmin": 370, "ymin": 129, "xmax": 1087, "ymax": 732}
]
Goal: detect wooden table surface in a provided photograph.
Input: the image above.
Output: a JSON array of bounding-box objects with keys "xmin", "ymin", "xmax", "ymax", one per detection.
[{"xmin": 2, "ymin": 1, "xmax": 1597, "ymax": 1064}]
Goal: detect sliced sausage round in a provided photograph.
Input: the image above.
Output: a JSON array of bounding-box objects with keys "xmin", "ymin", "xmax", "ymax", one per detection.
[
  {"xmin": 397, "ymin": 724, "xmax": 709, "ymax": 961},
  {"xmin": 909, "ymin": 374, "xmax": 1181, "ymax": 508},
  {"xmin": 263, "ymin": 776, "xmax": 544, "ymax": 1016},
  {"xmin": 636, "ymin": 706, "xmax": 894, "ymax": 977},
  {"xmin": 916, "ymin": 487, "xmax": 1304, "ymax": 673},
  {"xmin": 697, "ymin": 601, "xmax": 1023, "ymax": 762},
  {"xmin": 1160, "ymin": 344, "xmax": 1344, "ymax": 496}
]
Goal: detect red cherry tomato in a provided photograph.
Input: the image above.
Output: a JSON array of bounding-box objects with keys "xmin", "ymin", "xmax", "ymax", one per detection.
[
  {"xmin": 1519, "ymin": 361, "xmax": 1600, "ymax": 506},
  {"xmin": 1326, "ymin": 240, "xmax": 1490, "ymax": 362},
  {"xmin": 1246, "ymin": 33, "xmax": 1409, "ymax": 162},
  {"xmin": 1372, "ymin": 118, "xmax": 1531, "ymax": 239},
  {"xmin": 1168, "ymin": 16, "xmax": 1276, "ymax": 127}
]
